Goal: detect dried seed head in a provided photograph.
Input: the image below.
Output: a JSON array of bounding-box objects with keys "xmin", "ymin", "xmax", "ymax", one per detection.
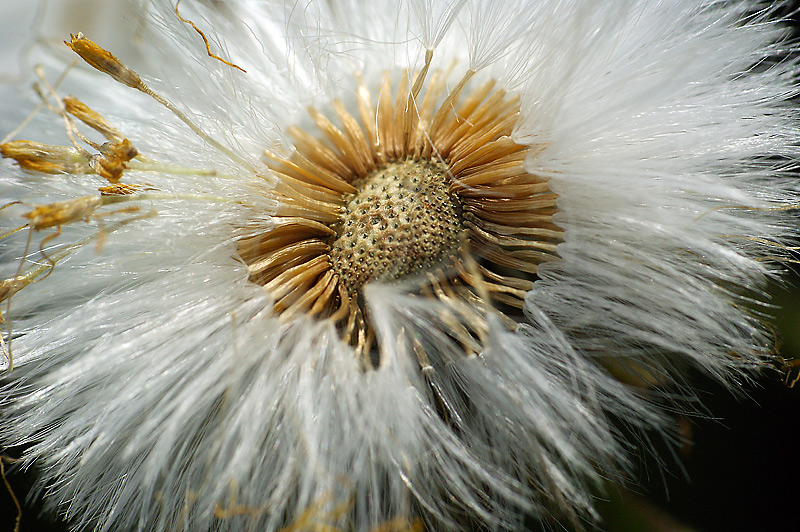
[
  {"xmin": 330, "ymin": 159, "xmax": 463, "ymax": 292},
  {"xmin": 240, "ymin": 69, "xmax": 561, "ymax": 366}
]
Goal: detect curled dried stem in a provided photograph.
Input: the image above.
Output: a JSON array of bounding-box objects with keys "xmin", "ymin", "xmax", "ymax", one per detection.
[{"xmin": 175, "ymin": 0, "xmax": 247, "ymax": 73}]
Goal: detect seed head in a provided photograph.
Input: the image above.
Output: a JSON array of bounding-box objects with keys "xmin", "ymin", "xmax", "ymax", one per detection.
[{"xmin": 0, "ymin": 2, "xmax": 798, "ymax": 532}]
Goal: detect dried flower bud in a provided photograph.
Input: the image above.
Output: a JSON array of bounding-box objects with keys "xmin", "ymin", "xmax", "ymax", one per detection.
[
  {"xmin": 64, "ymin": 96, "xmax": 123, "ymax": 141},
  {"xmin": 22, "ymin": 196, "xmax": 103, "ymax": 230},
  {"xmin": 65, "ymin": 33, "xmax": 143, "ymax": 90},
  {"xmin": 0, "ymin": 140, "xmax": 91, "ymax": 174}
]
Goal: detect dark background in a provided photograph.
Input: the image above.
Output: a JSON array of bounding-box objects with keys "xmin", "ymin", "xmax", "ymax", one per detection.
[{"xmin": 2, "ymin": 3, "xmax": 800, "ymax": 532}]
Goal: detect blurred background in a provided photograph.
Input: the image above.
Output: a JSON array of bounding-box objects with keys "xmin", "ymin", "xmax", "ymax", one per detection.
[{"xmin": 1, "ymin": 1, "xmax": 799, "ymax": 531}]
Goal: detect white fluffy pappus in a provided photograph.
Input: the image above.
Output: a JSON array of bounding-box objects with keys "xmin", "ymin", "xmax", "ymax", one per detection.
[{"xmin": 0, "ymin": 1, "xmax": 798, "ymax": 531}]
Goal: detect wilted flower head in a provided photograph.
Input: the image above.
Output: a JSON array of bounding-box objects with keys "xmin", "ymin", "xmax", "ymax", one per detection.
[{"xmin": 1, "ymin": 0, "xmax": 798, "ymax": 530}]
